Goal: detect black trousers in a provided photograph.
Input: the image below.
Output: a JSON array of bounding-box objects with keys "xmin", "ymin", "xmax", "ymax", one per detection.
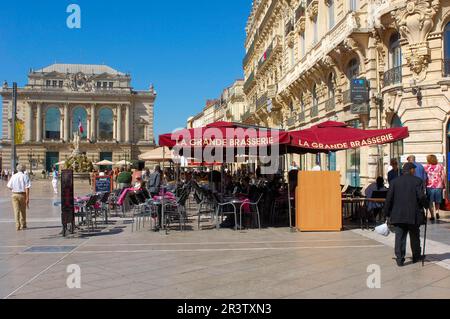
[{"xmin": 394, "ymin": 224, "xmax": 422, "ymax": 262}]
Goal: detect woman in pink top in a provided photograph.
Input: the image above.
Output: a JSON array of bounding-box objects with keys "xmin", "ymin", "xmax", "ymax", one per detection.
[{"xmin": 424, "ymin": 155, "xmax": 446, "ymax": 221}]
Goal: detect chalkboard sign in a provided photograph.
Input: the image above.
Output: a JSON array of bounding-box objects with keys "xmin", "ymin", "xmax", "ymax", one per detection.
[
  {"xmin": 95, "ymin": 176, "xmax": 113, "ymax": 193},
  {"xmin": 61, "ymin": 170, "xmax": 75, "ymax": 236}
]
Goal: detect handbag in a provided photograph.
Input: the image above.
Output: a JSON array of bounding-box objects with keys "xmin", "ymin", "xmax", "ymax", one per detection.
[{"xmin": 375, "ymin": 222, "xmax": 390, "ymax": 237}]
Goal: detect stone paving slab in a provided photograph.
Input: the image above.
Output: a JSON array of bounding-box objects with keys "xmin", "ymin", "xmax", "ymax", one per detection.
[{"xmin": 0, "ymin": 180, "xmax": 449, "ymax": 299}]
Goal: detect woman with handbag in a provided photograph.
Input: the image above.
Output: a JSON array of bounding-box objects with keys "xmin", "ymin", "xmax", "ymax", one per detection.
[{"xmin": 424, "ymin": 155, "xmax": 446, "ymax": 221}]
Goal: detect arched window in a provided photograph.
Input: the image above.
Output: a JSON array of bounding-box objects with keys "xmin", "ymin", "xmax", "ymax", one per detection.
[
  {"xmin": 347, "ymin": 58, "xmax": 360, "ymax": 82},
  {"xmin": 389, "ymin": 33, "xmax": 402, "ymax": 69},
  {"xmin": 312, "ymin": 85, "xmax": 318, "ymax": 107},
  {"xmin": 444, "ymin": 22, "xmax": 450, "ymax": 76},
  {"xmin": 289, "ymin": 100, "xmax": 294, "ymax": 113},
  {"xmin": 327, "ymin": 73, "xmax": 335, "ymax": 99},
  {"xmin": 313, "ymin": 17, "xmax": 318, "ymax": 44},
  {"xmin": 390, "ymin": 115, "xmax": 404, "ymax": 166},
  {"xmin": 299, "ymin": 94, "xmax": 305, "ymax": 113},
  {"xmin": 45, "ymin": 107, "xmax": 61, "ymax": 140},
  {"xmin": 72, "ymin": 107, "xmax": 87, "ymax": 139},
  {"xmin": 299, "ymin": 32, "xmax": 305, "ymax": 58},
  {"xmin": 328, "ymin": 0, "xmax": 335, "ymax": 29},
  {"xmin": 98, "ymin": 108, "xmax": 114, "ymax": 140},
  {"xmin": 311, "ymin": 85, "xmax": 319, "ymax": 117}
]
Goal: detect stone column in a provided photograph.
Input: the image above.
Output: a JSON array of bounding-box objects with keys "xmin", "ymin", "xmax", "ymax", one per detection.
[
  {"xmin": 125, "ymin": 104, "xmax": 131, "ymax": 143},
  {"xmin": 59, "ymin": 106, "xmax": 64, "ymax": 141},
  {"xmin": 117, "ymin": 105, "xmax": 122, "ymax": 142},
  {"xmin": 25, "ymin": 103, "xmax": 33, "ymax": 142},
  {"xmin": 113, "ymin": 113, "xmax": 117, "ymax": 141},
  {"xmin": 36, "ymin": 103, "xmax": 42, "ymax": 142},
  {"xmin": 64, "ymin": 104, "xmax": 70, "ymax": 142},
  {"xmin": 91, "ymin": 104, "xmax": 97, "ymax": 142},
  {"xmin": 86, "ymin": 111, "xmax": 91, "ymax": 141}
]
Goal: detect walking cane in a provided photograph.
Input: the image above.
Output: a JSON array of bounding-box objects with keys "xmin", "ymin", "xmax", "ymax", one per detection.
[{"xmin": 422, "ymin": 208, "xmax": 429, "ymax": 267}]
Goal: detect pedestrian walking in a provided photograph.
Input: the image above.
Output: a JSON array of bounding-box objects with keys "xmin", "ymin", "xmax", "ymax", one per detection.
[
  {"xmin": 384, "ymin": 162, "xmax": 428, "ymax": 267},
  {"xmin": 387, "ymin": 158, "xmax": 402, "ymax": 185},
  {"xmin": 424, "ymin": 155, "xmax": 446, "ymax": 221},
  {"xmin": 6, "ymin": 164, "xmax": 32, "ymax": 231},
  {"xmin": 407, "ymin": 155, "xmax": 427, "ymax": 183},
  {"xmin": 51, "ymin": 167, "xmax": 59, "ymax": 195}
]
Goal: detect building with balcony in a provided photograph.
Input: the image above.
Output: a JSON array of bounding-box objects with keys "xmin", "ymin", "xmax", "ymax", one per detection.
[
  {"xmin": 243, "ymin": 0, "xmax": 450, "ymax": 188},
  {"xmin": 1, "ymin": 64, "xmax": 156, "ymax": 172},
  {"xmin": 186, "ymin": 80, "xmax": 246, "ymax": 128}
]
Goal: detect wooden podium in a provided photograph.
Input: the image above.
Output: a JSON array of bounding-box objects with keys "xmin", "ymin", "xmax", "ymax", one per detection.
[{"xmin": 295, "ymin": 171, "xmax": 342, "ymax": 232}]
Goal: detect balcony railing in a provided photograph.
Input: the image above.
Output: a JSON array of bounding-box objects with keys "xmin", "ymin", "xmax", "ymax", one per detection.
[
  {"xmin": 310, "ymin": 104, "xmax": 318, "ymax": 118},
  {"xmin": 257, "ymin": 36, "xmax": 281, "ymax": 72},
  {"xmin": 258, "ymin": 43, "xmax": 273, "ymax": 68},
  {"xmin": 383, "ymin": 66, "xmax": 402, "ymax": 87},
  {"xmin": 259, "ymin": 0, "xmax": 277, "ymax": 36},
  {"xmin": 243, "ymin": 41, "xmax": 255, "ymax": 67},
  {"xmin": 267, "ymin": 84, "xmax": 278, "ymax": 98},
  {"xmin": 298, "ymin": 112, "xmax": 305, "ymax": 123},
  {"xmin": 287, "ymin": 116, "xmax": 297, "ymax": 127},
  {"xmin": 256, "ymin": 93, "xmax": 268, "ymax": 110},
  {"xmin": 325, "ymin": 97, "xmax": 335, "ymax": 112},
  {"xmin": 444, "ymin": 59, "xmax": 450, "ymax": 77},
  {"xmin": 244, "ymin": 71, "xmax": 255, "ymax": 92}
]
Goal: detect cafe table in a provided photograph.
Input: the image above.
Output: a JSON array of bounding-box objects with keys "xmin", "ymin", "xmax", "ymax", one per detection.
[{"xmin": 216, "ymin": 196, "xmax": 247, "ymax": 231}]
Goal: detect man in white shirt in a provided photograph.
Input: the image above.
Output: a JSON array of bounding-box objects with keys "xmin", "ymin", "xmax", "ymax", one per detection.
[
  {"xmin": 7, "ymin": 165, "xmax": 32, "ymax": 231},
  {"xmin": 289, "ymin": 161, "xmax": 299, "ymax": 171}
]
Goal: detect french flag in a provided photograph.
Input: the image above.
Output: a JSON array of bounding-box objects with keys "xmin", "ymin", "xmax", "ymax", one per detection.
[{"xmin": 78, "ymin": 117, "xmax": 84, "ymax": 134}]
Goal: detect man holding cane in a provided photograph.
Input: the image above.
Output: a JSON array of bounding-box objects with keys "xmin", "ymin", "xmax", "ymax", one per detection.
[
  {"xmin": 384, "ymin": 162, "xmax": 428, "ymax": 267},
  {"xmin": 7, "ymin": 164, "xmax": 31, "ymax": 231}
]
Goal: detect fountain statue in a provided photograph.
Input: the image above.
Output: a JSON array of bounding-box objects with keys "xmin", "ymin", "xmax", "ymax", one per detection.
[{"xmin": 64, "ymin": 132, "xmax": 94, "ymax": 174}]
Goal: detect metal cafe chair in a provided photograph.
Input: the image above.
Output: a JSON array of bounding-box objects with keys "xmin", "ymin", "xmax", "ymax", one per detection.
[
  {"xmin": 129, "ymin": 192, "xmax": 146, "ymax": 232},
  {"xmin": 215, "ymin": 196, "xmax": 239, "ymax": 231},
  {"xmin": 81, "ymin": 194, "xmax": 99, "ymax": 232},
  {"xmin": 240, "ymin": 194, "xmax": 263, "ymax": 231},
  {"xmin": 163, "ymin": 193, "xmax": 189, "ymax": 233},
  {"xmin": 107, "ymin": 189, "xmax": 123, "ymax": 217},
  {"xmin": 97, "ymin": 192, "xmax": 111, "ymax": 225},
  {"xmin": 135, "ymin": 191, "xmax": 152, "ymax": 229},
  {"xmin": 196, "ymin": 190, "xmax": 216, "ymax": 230}
]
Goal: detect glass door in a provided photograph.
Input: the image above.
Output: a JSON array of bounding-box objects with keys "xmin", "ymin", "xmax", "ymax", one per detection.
[{"xmin": 46, "ymin": 152, "xmax": 59, "ymax": 173}]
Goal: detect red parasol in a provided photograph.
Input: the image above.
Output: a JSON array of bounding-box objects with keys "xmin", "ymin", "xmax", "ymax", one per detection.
[
  {"xmin": 159, "ymin": 121, "xmax": 290, "ymax": 149},
  {"xmin": 289, "ymin": 121, "xmax": 409, "ymax": 151}
]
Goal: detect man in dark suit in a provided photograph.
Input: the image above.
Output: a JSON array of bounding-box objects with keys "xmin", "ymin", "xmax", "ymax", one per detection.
[{"xmin": 384, "ymin": 162, "xmax": 428, "ymax": 267}]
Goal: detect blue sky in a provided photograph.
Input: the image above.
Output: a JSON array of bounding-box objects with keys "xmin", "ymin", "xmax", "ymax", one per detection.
[{"xmin": 0, "ymin": 0, "xmax": 251, "ymax": 139}]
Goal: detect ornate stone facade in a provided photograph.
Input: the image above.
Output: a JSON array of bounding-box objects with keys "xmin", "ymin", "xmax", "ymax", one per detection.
[
  {"xmin": 187, "ymin": 80, "xmax": 246, "ymax": 128},
  {"xmin": 1, "ymin": 64, "xmax": 156, "ymax": 172},
  {"xmin": 243, "ymin": 0, "xmax": 450, "ymax": 188}
]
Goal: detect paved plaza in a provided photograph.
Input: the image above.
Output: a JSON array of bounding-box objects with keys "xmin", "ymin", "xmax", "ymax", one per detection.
[{"xmin": 0, "ymin": 179, "xmax": 449, "ymax": 299}]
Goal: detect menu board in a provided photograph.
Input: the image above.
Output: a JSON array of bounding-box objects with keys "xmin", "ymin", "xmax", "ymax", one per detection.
[
  {"xmin": 95, "ymin": 176, "xmax": 113, "ymax": 193},
  {"xmin": 61, "ymin": 170, "xmax": 75, "ymax": 232}
]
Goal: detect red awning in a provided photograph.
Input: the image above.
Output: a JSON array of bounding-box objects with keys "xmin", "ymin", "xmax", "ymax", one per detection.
[
  {"xmin": 159, "ymin": 121, "xmax": 290, "ymax": 149},
  {"xmin": 289, "ymin": 121, "xmax": 409, "ymax": 151}
]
